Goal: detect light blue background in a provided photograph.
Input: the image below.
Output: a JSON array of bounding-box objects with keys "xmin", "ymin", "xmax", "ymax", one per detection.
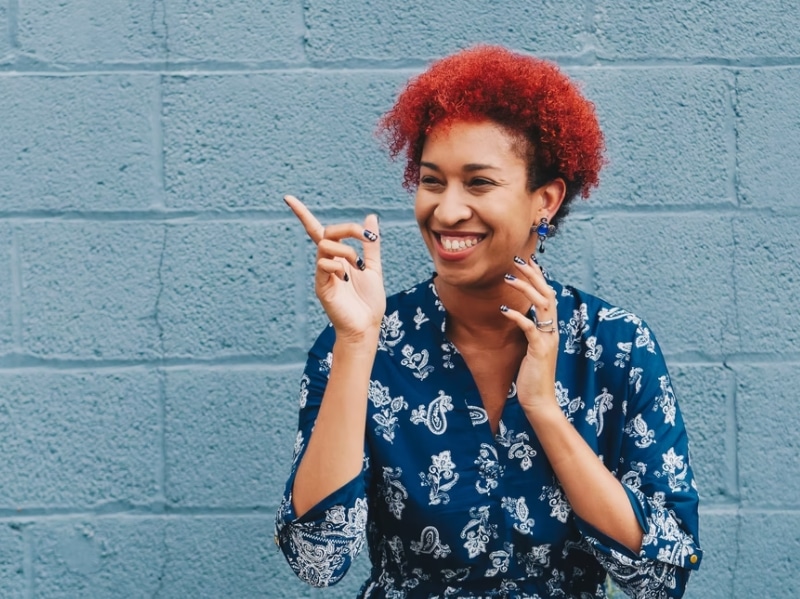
[{"xmin": 1, "ymin": 1, "xmax": 798, "ymax": 597}]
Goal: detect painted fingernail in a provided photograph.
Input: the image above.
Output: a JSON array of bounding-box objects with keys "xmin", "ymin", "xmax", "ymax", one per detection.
[
  {"xmin": 504, "ymin": 273, "xmax": 517, "ymax": 281},
  {"xmin": 530, "ymin": 253, "xmax": 539, "ymax": 265},
  {"xmin": 499, "ymin": 305, "xmax": 509, "ymax": 313},
  {"xmin": 356, "ymin": 257, "xmax": 366, "ymax": 271},
  {"xmin": 343, "ymin": 273, "xmax": 350, "ymax": 282},
  {"xmin": 363, "ymin": 229, "xmax": 378, "ymax": 242},
  {"xmin": 513, "ymin": 256, "xmax": 526, "ymax": 266}
]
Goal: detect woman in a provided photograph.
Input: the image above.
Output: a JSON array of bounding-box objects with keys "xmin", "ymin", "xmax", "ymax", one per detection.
[{"xmin": 275, "ymin": 45, "xmax": 701, "ymax": 598}]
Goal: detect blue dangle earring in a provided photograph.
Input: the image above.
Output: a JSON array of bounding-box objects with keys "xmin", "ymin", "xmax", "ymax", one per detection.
[{"xmin": 534, "ymin": 217, "xmax": 555, "ymax": 253}]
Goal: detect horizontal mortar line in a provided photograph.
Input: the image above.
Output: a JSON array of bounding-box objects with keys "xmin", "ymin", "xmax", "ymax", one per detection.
[
  {"xmin": 0, "ymin": 505, "xmax": 282, "ymax": 521},
  {"xmin": 0, "ymin": 204, "xmax": 796, "ymax": 224},
  {"xmin": 0, "ymin": 351, "xmax": 309, "ymax": 372},
  {"xmin": 0, "ymin": 352, "xmax": 798, "ymax": 373},
  {"xmin": 3, "ymin": 56, "xmax": 800, "ymax": 76},
  {"xmin": 698, "ymin": 505, "xmax": 800, "ymax": 515},
  {"xmin": 0, "ymin": 207, "xmax": 417, "ymax": 223}
]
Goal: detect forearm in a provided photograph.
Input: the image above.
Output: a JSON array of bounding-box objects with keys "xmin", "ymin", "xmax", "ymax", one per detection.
[
  {"xmin": 525, "ymin": 404, "xmax": 643, "ymax": 553},
  {"xmin": 292, "ymin": 336, "xmax": 378, "ymax": 517}
]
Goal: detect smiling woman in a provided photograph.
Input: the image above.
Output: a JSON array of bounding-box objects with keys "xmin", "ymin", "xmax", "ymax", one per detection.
[{"xmin": 275, "ymin": 45, "xmax": 702, "ymax": 598}]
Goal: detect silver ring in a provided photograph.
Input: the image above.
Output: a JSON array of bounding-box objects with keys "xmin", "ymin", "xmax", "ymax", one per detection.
[{"xmin": 535, "ymin": 323, "xmax": 557, "ymax": 334}]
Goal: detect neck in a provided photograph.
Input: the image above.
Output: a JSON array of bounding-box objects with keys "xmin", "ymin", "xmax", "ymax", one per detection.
[{"xmin": 435, "ymin": 276, "xmax": 529, "ymax": 349}]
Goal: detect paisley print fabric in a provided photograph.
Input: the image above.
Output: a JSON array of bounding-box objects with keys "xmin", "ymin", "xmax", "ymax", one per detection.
[{"xmin": 276, "ymin": 276, "xmax": 702, "ymax": 598}]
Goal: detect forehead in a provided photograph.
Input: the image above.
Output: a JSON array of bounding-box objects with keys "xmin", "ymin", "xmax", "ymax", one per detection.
[{"xmin": 421, "ymin": 119, "xmax": 530, "ymax": 165}]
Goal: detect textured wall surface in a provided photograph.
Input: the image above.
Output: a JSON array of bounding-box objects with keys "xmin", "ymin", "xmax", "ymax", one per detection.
[{"xmin": 1, "ymin": 1, "xmax": 798, "ymax": 598}]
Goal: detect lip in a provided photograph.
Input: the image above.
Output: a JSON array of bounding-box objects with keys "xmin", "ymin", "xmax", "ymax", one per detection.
[{"xmin": 431, "ymin": 231, "xmax": 486, "ymax": 262}]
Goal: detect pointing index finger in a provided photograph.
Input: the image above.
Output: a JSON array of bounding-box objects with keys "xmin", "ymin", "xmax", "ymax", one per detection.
[{"xmin": 284, "ymin": 195, "xmax": 325, "ymax": 244}]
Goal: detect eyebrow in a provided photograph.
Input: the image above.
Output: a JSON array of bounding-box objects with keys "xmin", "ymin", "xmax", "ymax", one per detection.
[{"xmin": 420, "ymin": 161, "xmax": 500, "ymax": 173}]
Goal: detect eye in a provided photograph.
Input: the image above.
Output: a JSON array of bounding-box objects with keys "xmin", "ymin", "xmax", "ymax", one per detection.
[
  {"xmin": 468, "ymin": 177, "xmax": 495, "ymax": 188},
  {"xmin": 420, "ymin": 175, "xmax": 443, "ymax": 187}
]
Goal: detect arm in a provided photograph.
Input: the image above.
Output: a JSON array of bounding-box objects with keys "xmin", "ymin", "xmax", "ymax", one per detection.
[
  {"xmin": 274, "ymin": 196, "xmax": 386, "ymax": 587},
  {"xmin": 523, "ymin": 404, "xmax": 644, "ymax": 552},
  {"xmin": 503, "ymin": 256, "xmax": 643, "ymax": 551},
  {"xmin": 582, "ymin": 325, "xmax": 701, "ymax": 597},
  {"xmin": 292, "ymin": 334, "xmax": 378, "ymax": 516}
]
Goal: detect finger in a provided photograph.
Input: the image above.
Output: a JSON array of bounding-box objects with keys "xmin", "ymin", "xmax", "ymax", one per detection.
[
  {"xmin": 320, "ymin": 221, "xmax": 380, "ymax": 245},
  {"xmin": 503, "ymin": 272, "xmax": 551, "ymax": 313},
  {"xmin": 500, "ymin": 304, "xmax": 558, "ymax": 338},
  {"xmin": 499, "ymin": 304, "xmax": 538, "ymax": 338},
  {"xmin": 361, "ymin": 214, "xmax": 381, "ymax": 270},
  {"xmin": 318, "ymin": 239, "xmax": 365, "ymax": 271},
  {"xmin": 317, "ymin": 257, "xmax": 349, "ymax": 282},
  {"xmin": 284, "ymin": 195, "xmax": 325, "ymax": 244},
  {"xmin": 524, "ymin": 253, "xmax": 558, "ymax": 301}
]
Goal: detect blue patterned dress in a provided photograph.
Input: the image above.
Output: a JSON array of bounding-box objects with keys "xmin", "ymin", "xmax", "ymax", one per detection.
[{"xmin": 276, "ymin": 275, "xmax": 702, "ymax": 598}]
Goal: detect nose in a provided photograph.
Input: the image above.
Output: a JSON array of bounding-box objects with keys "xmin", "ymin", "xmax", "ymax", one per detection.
[{"xmin": 433, "ymin": 186, "xmax": 472, "ymax": 226}]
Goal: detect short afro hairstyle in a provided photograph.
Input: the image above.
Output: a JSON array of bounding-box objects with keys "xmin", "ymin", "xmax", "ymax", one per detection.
[{"xmin": 378, "ymin": 45, "xmax": 606, "ymax": 231}]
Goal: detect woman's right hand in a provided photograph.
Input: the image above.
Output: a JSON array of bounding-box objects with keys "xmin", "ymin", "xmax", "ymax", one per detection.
[{"xmin": 284, "ymin": 195, "xmax": 386, "ymax": 343}]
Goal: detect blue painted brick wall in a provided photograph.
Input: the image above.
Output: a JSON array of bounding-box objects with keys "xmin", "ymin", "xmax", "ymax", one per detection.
[{"xmin": 1, "ymin": 1, "xmax": 798, "ymax": 597}]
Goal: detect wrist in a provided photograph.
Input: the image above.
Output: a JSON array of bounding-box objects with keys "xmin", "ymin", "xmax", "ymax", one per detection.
[
  {"xmin": 520, "ymin": 399, "xmax": 565, "ymax": 426},
  {"xmin": 334, "ymin": 330, "xmax": 380, "ymax": 353}
]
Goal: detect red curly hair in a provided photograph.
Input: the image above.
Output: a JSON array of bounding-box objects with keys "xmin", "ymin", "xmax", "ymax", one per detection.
[{"xmin": 378, "ymin": 45, "xmax": 605, "ymax": 230}]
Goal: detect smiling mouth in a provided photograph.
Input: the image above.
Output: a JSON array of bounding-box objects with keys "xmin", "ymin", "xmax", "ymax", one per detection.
[{"xmin": 435, "ymin": 233, "xmax": 486, "ymax": 252}]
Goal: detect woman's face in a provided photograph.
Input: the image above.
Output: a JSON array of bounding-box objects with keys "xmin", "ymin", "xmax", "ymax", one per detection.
[{"xmin": 415, "ymin": 119, "xmax": 556, "ymax": 291}]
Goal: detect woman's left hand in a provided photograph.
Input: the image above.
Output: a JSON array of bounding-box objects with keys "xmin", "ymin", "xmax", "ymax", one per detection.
[{"xmin": 500, "ymin": 255, "xmax": 561, "ymax": 413}]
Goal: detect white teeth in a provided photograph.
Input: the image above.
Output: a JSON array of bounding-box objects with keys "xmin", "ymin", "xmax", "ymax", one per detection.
[{"xmin": 439, "ymin": 236, "xmax": 483, "ymax": 252}]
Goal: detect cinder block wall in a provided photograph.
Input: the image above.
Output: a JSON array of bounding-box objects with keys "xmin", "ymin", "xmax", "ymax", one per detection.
[{"xmin": 1, "ymin": 2, "xmax": 798, "ymax": 598}]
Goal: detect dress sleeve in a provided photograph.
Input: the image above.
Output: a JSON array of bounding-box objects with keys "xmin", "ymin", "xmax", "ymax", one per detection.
[
  {"xmin": 577, "ymin": 321, "xmax": 703, "ymax": 598},
  {"xmin": 273, "ymin": 326, "xmax": 372, "ymax": 587}
]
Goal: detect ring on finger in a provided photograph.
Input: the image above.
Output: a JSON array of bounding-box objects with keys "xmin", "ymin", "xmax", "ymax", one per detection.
[
  {"xmin": 535, "ymin": 322, "xmax": 557, "ymax": 333},
  {"xmin": 528, "ymin": 307, "xmax": 553, "ymax": 326}
]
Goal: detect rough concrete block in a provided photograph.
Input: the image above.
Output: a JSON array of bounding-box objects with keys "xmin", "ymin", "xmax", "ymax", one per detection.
[
  {"xmin": 304, "ymin": 0, "xmax": 589, "ymax": 61},
  {"xmin": 595, "ymin": 0, "xmax": 800, "ymax": 59},
  {"xmin": 164, "ymin": 366, "xmax": 303, "ymax": 507},
  {"xmin": 0, "ymin": 6, "xmax": 9, "ymax": 59},
  {"xmin": 30, "ymin": 518, "xmax": 165, "ymax": 598},
  {"xmin": 683, "ymin": 511, "xmax": 737, "ymax": 599},
  {"xmin": 732, "ymin": 216, "xmax": 800, "ymax": 353},
  {"xmin": 166, "ymin": 0, "xmax": 304, "ymax": 62},
  {"xmin": 574, "ymin": 67, "xmax": 732, "ymax": 207},
  {"xmin": 593, "ymin": 215, "xmax": 737, "ymax": 356},
  {"xmin": 736, "ymin": 69, "xmax": 800, "ymax": 210},
  {"xmin": 162, "ymin": 72, "xmax": 408, "ymax": 210},
  {"xmin": 162, "ymin": 516, "xmax": 312, "ymax": 598},
  {"xmin": 0, "ymin": 524, "xmax": 26, "ymax": 599},
  {"xmin": 19, "ymin": 223, "xmax": 163, "ymax": 360},
  {"xmin": 0, "ymin": 224, "xmax": 15, "ymax": 356},
  {"xmin": 671, "ymin": 365, "xmax": 733, "ymax": 501},
  {"xmin": 17, "ymin": 1, "xmax": 165, "ymax": 63},
  {"xmin": 0, "ymin": 372, "xmax": 160, "ymax": 508},
  {"xmin": 735, "ymin": 511, "xmax": 800, "ymax": 598},
  {"xmin": 736, "ymin": 365, "xmax": 800, "ymax": 507},
  {"xmin": 159, "ymin": 223, "xmax": 297, "ymax": 358},
  {"xmin": 0, "ymin": 75, "xmax": 161, "ymax": 211}
]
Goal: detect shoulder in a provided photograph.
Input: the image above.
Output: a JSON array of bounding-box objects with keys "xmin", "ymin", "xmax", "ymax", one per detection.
[{"xmin": 553, "ymin": 281, "xmax": 663, "ymax": 365}]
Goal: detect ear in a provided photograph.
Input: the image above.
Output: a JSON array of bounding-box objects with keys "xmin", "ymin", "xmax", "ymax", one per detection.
[{"xmin": 530, "ymin": 178, "xmax": 566, "ymax": 222}]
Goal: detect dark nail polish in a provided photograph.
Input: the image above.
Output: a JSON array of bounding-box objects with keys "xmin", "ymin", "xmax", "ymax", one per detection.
[
  {"xmin": 504, "ymin": 273, "xmax": 517, "ymax": 281},
  {"xmin": 499, "ymin": 305, "xmax": 509, "ymax": 312},
  {"xmin": 343, "ymin": 273, "xmax": 350, "ymax": 282},
  {"xmin": 363, "ymin": 229, "xmax": 378, "ymax": 242},
  {"xmin": 356, "ymin": 257, "xmax": 366, "ymax": 271},
  {"xmin": 530, "ymin": 253, "xmax": 539, "ymax": 264},
  {"xmin": 513, "ymin": 255, "xmax": 526, "ymax": 266}
]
